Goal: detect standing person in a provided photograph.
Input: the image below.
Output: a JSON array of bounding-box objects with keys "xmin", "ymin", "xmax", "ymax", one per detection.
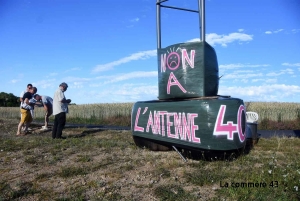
[
  {"xmin": 20, "ymin": 84, "xmax": 32, "ymax": 118},
  {"xmin": 19, "ymin": 84, "xmax": 33, "ymax": 104},
  {"xmin": 20, "ymin": 84, "xmax": 37, "ymax": 119},
  {"xmin": 52, "ymin": 82, "xmax": 71, "ymax": 139},
  {"xmin": 39, "ymin": 95, "xmax": 53, "ymax": 130},
  {"xmin": 17, "ymin": 87, "xmax": 38, "ymax": 135},
  {"xmin": 19, "ymin": 83, "xmax": 33, "ymax": 131}
]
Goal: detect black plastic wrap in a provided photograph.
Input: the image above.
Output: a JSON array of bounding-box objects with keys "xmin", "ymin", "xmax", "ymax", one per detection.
[{"xmin": 157, "ymin": 41, "xmax": 219, "ymax": 99}]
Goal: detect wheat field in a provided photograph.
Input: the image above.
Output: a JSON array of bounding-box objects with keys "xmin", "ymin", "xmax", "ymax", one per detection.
[
  {"xmin": 0, "ymin": 102, "xmax": 299, "ymax": 123},
  {"xmin": 245, "ymin": 102, "xmax": 300, "ymax": 122}
]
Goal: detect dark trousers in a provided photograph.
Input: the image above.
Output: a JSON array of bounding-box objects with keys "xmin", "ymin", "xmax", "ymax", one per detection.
[{"xmin": 52, "ymin": 112, "xmax": 66, "ymax": 139}]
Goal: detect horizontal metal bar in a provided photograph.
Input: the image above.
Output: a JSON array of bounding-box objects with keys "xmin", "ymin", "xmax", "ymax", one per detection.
[
  {"xmin": 160, "ymin": 5, "xmax": 199, "ymax": 13},
  {"xmin": 156, "ymin": 0, "xmax": 168, "ymax": 4}
]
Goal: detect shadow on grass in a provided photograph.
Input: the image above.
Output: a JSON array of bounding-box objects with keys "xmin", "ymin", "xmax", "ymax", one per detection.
[
  {"xmin": 132, "ymin": 136, "xmax": 257, "ymax": 161},
  {"xmin": 177, "ymin": 138, "xmax": 259, "ymax": 161},
  {"xmin": 69, "ymin": 129, "xmax": 107, "ymax": 138}
]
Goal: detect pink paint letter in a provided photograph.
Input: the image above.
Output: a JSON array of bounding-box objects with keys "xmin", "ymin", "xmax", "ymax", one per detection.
[
  {"xmin": 213, "ymin": 105, "xmax": 238, "ymax": 140},
  {"xmin": 161, "ymin": 53, "xmax": 167, "ymax": 72},
  {"xmin": 134, "ymin": 107, "xmax": 144, "ymax": 132},
  {"xmin": 182, "ymin": 49, "xmax": 195, "ymax": 69},
  {"xmin": 189, "ymin": 113, "xmax": 200, "ymax": 143},
  {"xmin": 167, "ymin": 72, "xmax": 187, "ymax": 94},
  {"xmin": 237, "ymin": 105, "xmax": 246, "ymax": 142}
]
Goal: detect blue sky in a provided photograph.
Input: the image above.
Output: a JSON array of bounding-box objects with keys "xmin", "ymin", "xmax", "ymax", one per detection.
[{"xmin": 1, "ymin": 0, "xmax": 299, "ymax": 104}]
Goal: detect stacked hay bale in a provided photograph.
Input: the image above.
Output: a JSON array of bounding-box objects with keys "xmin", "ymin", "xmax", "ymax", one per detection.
[{"xmin": 131, "ymin": 41, "xmax": 247, "ymax": 152}]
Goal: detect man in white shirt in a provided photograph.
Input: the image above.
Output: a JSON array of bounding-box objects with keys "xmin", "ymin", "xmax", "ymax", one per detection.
[{"xmin": 52, "ymin": 82, "xmax": 71, "ymax": 139}]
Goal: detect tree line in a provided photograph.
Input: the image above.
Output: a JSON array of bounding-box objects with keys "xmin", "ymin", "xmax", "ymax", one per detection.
[
  {"xmin": 0, "ymin": 92, "xmax": 76, "ymax": 106},
  {"xmin": 0, "ymin": 92, "xmax": 20, "ymax": 107}
]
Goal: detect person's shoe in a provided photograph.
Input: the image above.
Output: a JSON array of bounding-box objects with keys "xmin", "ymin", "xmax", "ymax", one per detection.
[
  {"xmin": 40, "ymin": 126, "xmax": 49, "ymax": 131},
  {"xmin": 57, "ymin": 136, "xmax": 66, "ymax": 139},
  {"xmin": 27, "ymin": 128, "xmax": 32, "ymax": 131}
]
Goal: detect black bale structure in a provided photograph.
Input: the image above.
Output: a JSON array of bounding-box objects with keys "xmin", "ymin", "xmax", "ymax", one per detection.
[{"xmin": 131, "ymin": 0, "xmax": 247, "ymax": 158}]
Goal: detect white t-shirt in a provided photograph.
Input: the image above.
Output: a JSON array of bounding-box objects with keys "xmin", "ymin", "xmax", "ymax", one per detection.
[
  {"xmin": 21, "ymin": 98, "xmax": 36, "ymax": 110},
  {"xmin": 53, "ymin": 88, "xmax": 68, "ymax": 115},
  {"xmin": 19, "ymin": 90, "xmax": 27, "ymax": 108}
]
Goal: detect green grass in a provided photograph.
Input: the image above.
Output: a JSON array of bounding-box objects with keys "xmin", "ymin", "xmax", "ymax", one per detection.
[{"xmin": 58, "ymin": 166, "xmax": 89, "ymax": 178}]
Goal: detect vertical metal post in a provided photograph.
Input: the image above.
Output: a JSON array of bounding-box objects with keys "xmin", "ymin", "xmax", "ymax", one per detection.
[
  {"xmin": 199, "ymin": 0, "xmax": 206, "ymax": 95},
  {"xmin": 201, "ymin": 0, "xmax": 205, "ymax": 42},
  {"xmin": 198, "ymin": 0, "xmax": 205, "ymax": 42},
  {"xmin": 156, "ymin": 0, "xmax": 162, "ymax": 49}
]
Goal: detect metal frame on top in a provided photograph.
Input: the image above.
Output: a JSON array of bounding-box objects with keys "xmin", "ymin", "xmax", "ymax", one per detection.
[{"xmin": 156, "ymin": 0, "xmax": 205, "ymax": 49}]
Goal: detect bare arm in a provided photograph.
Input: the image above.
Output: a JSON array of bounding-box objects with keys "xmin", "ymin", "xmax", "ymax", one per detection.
[{"xmin": 24, "ymin": 98, "xmax": 30, "ymax": 105}]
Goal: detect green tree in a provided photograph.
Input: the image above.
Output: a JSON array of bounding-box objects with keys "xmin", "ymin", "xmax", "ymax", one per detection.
[{"xmin": 0, "ymin": 92, "xmax": 19, "ymax": 107}]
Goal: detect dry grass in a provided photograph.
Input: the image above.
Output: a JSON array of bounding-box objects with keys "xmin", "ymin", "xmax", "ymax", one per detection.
[
  {"xmin": 1, "ymin": 102, "xmax": 300, "ymax": 128},
  {"xmin": 0, "ymin": 118, "xmax": 300, "ymax": 200}
]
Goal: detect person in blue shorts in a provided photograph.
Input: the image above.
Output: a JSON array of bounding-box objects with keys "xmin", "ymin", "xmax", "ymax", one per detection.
[{"xmin": 34, "ymin": 95, "xmax": 53, "ymax": 130}]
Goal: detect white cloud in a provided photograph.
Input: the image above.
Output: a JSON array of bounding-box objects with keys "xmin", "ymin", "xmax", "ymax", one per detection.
[
  {"xmin": 92, "ymin": 31, "xmax": 254, "ymax": 74},
  {"xmin": 64, "ymin": 76, "xmax": 92, "ymax": 82},
  {"xmin": 113, "ymin": 83, "xmax": 157, "ymax": 96},
  {"xmin": 33, "ymin": 79, "xmax": 56, "ymax": 89},
  {"xmin": 130, "ymin": 17, "xmax": 140, "ymax": 22},
  {"xmin": 274, "ymin": 29, "xmax": 284, "ymax": 33},
  {"xmin": 103, "ymin": 71, "xmax": 157, "ymax": 84},
  {"xmin": 266, "ymin": 68, "xmax": 294, "ymax": 76},
  {"xmin": 188, "ymin": 32, "xmax": 253, "ymax": 47},
  {"xmin": 292, "ymin": 29, "xmax": 300, "ymax": 34},
  {"xmin": 126, "ymin": 17, "xmax": 140, "ymax": 28},
  {"xmin": 265, "ymin": 79, "xmax": 277, "ymax": 83},
  {"xmin": 282, "ymin": 62, "xmax": 300, "ymax": 67},
  {"xmin": 238, "ymin": 29, "xmax": 244, "ymax": 32},
  {"xmin": 64, "ymin": 67, "xmax": 81, "ymax": 73},
  {"xmin": 233, "ymin": 78, "xmax": 248, "ymax": 83},
  {"xmin": 234, "ymin": 70, "xmax": 254, "ymax": 73},
  {"xmin": 72, "ymin": 82, "xmax": 84, "ymax": 89},
  {"xmin": 220, "ymin": 63, "xmax": 269, "ymax": 69},
  {"xmin": 251, "ymin": 79, "xmax": 264, "ymax": 83},
  {"xmin": 222, "ymin": 73, "xmax": 263, "ymax": 79},
  {"xmin": 265, "ymin": 29, "xmax": 284, "ymax": 34},
  {"xmin": 283, "ymin": 68, "xmax": 294, "ymax": 75},
  {"xmin": 88, "ymin": 71, "xmax": 157, "ymax": 87},
  {"xmin": 92, "ymin": 50, "xmax": 157, "ymax": 73},
  {"xmin": 49, "ymin": 73, "xmax": 58, "ymax": 76},
  {"xmin": 266, "ymin": 72, "xmax": 284, "ymax": 76},
  {"xmin": 80, "ymin": 83, "xmax": 158, "ymax": 103},
  {"xmin": 10, "ymin": 79, "xmax": 19, "ymax": 83},
  {"xmin": 219, "ymin": 84, "xmax": 300, "ymax": 102}
]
